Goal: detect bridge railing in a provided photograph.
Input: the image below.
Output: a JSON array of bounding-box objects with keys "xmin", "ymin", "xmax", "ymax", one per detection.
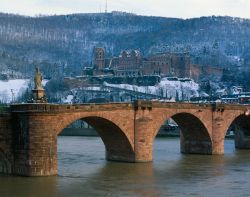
[
  {"xmin": 10, "ymin": 102, "xmax": 134, "ymax": 113},
  {"xmin": 9, "ymin": 101, "xmax": 250, "ymax": 113}
]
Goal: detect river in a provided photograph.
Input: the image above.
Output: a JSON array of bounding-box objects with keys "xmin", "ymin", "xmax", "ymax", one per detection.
[{"xmin": 1, "ymin": 137, "xmax": 250, "ymax": 197}]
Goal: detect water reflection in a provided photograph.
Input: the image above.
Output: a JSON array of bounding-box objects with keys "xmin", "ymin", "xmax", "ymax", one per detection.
[
  {"xmin": 0, "ymin": 175, "xmax": 57, "ymax": 197},
  {"xmin": 57, "ymin": 162, "xmax": 161, "ymax": 197},
  {"xmin": 1, "ymin": 137, "xmax": 250, "ymax": 197}
]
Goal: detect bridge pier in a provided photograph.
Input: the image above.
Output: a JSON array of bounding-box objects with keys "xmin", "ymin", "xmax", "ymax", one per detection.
[
  {"xmin": 12, "ymin": 113, "xmax": 58, "ymax": 176},
  {"xmin": 134, "ymin": 101, "xmax": 156, "ymax": 162},
  {"xmin": 211, "ymin": 117, "xmax": 226, "ymax": 155},
  {"xmin": 0, "ymin": 114, "xmax": 13, "ymax": 174},
  {"xmin": 134, "ymin": 116, "xmax": 153, "ymax": 162}
]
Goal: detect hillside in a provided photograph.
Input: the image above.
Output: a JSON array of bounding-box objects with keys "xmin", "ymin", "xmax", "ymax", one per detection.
[
  {"xmin": 0, "ymin": 12, "xmax": 250, "ymax": 92},
  {"xmin": 0, "ymin": 12, "xmax": 250, "ymax": 71}
]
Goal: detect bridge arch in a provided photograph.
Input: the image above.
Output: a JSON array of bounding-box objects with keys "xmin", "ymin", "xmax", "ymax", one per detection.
[
  {"xmin": 171, "ymin": 113, "xmax": 212, "ymax": 154},
  {"xmin": 226, "ymin": 114, "xmax": 250, "ymax": 149},
  {"xmin": 56, "ymin": 115, "xmax": 135, "ymax": 162},
  {"xmin": 135, "ymin": 109, "xmax": 213, "ymax": 162},
  {"xmin": 152, "ymin": 112, "xmax": 212, "ymax": 155}
]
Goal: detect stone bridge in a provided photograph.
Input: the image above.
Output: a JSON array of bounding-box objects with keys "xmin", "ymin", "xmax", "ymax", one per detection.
[{"xmin": 0, "ymin": 101, "xmax": 250, "ymax": 176}]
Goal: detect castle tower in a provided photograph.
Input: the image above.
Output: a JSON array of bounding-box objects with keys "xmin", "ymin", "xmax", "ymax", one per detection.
[{"xmin": 93, "ymin": 47, "xmax": 105, "ymax": 70}]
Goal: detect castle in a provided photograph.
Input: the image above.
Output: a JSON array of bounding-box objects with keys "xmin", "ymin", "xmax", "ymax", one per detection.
[{"xmin": 86, "ymin": 47, "xmax": 223, "ymax": 81}]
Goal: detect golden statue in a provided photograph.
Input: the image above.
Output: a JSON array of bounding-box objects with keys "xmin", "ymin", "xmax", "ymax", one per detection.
[{"xmin": 34, "ymin": 66, "xmax": 43, "ymax": 90}]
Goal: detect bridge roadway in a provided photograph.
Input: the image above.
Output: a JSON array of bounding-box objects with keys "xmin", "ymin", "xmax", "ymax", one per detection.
[{"xmin": 0, "ymin": 100, "xmax": 250, "ymax": 176}]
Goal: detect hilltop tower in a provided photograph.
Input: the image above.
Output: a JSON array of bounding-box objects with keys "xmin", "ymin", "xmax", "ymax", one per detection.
[
  {"xmin": 105, "ymin": 0, "xmax": 108, "ymax": 13},
  {"xmin": 93, "ymin": 47, "xmax": 106, "ymax": 70}
]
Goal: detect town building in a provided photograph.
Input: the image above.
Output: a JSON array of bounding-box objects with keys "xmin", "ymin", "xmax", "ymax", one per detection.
[{"xmin": 220, "ymin": 92, "xmax": 250, "ymax": 104}]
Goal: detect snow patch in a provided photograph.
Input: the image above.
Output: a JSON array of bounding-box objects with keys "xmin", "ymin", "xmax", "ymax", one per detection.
[
  {"xmin": 0, "ymin": 79, "xmax": 29, "ymax": 103},
  {"xmin": 62, "ymin": 95, "xmax": 74, "ymax": 104},
  {"xmin": 0, "ymin": 79, "xmax": 49, "ymax": 103},
  {"xmin": 103, "ymin": 77, "xmax": 199, "ymax": 100}
]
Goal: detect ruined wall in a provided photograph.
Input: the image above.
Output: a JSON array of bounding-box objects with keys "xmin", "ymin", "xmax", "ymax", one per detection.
[
  {"xmin": 142, "ymin": 61, "xmax": 171, "ymax": 76},
  {"xmin": 190, "ymin": 64, "xmax": 224, "ymax": 81},
  {"xmin": 190, "ymin": 64, "xmax": 202, "ymax": 81},
  {"xmin": 144, "ymin": 53, "xmax": 190, "ymax": 77}
]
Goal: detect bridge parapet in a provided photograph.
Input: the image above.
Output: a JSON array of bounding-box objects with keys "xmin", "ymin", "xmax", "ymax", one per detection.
[
  {"xmin": 10, "ymin": 102, "xmax": 250, "ymax": 113},
  {"xmin": 10, "ymin": 103, "xmax": 133, "ymax": 113},
  {"xmin": 132, "ymin": 100, "xmax": 217, "ymax": 110},
  {"xmin": 151, "ymin": 101, "xmax": 250, "ymax": 110},
  {"xmin": 134, "ymin": 100, "xmax": 153, "ymax": 110},
  {"xmin": 151, "ymin": 101, "xmax": 213, "ymax": 109},
  {"xmin": 211, "ymin": 103, "xmax": 250, "ymax": 111}
]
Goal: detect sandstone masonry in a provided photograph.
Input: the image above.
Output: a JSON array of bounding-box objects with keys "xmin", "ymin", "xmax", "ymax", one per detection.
[{"xmin": 0, "ymin": 101, "xmax": 249, "ymax": 176}]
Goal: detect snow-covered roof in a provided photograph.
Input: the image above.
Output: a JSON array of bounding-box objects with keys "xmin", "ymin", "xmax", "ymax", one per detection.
[{"xmin": 119, "ymin": 50, "xmax": 141, "ymax": 58}]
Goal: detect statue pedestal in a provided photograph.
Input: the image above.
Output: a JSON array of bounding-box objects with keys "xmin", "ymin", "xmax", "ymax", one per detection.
[{"xmin": 29, "ymin": 89, "xmax": 47, "ymax": 103}]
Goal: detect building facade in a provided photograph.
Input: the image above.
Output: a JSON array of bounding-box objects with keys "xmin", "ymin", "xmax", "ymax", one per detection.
[
  {"xmin": 142, "ymin": 52, "xmax": 190, "ymax": 78},
  {"xmin": 90, "ymin": 48, "xmax": 193, "ymax": 78}
]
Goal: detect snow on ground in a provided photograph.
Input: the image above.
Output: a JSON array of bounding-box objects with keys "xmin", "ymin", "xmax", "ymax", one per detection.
[
  {"xmin": 84, "ymin": 86, "xmax": 102, "ymax": 91},
  {"xmin": 62, "ymin": 95, "xmax": 74, "ymax": 104},
  {"xmin": 0, "ymin": 79, "xmax": 49, "ymax": 103},
  {"xmin": 103, "ymin": 77, "xmax": 199, "ymax": 100},
  {"xmin": 0, "ymin": 79, "xmax": 29, "ymax": 103}
]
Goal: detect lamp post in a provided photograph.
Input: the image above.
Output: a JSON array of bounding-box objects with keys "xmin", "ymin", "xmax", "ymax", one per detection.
[{"xmin": 11, "ymin": 89, "xmax": 15, "ymax": 103}]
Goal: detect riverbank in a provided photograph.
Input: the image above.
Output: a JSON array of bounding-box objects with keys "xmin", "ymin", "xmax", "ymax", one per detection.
[
  {"xmin": 60, "ymin": 128, "xmax": 98, "ymax": 136},
  {"xmin": 60, "ymin": 128, "xmax": 235, "ymax": 138},
  {"xmin": 60, "ymin": 127, "xmax": 181, "ymax": 137}
]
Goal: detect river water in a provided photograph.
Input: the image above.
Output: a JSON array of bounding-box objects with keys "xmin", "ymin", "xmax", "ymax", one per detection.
[{"xmin": 1, "ymin": 137, "xmax": 250, "ymax": 197}]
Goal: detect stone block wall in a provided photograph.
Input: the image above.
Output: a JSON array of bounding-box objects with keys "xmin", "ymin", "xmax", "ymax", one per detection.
[
  {"xmin": 0, "ymin": 114, "xmax": 13, "ymax": 174},
  {"xmin": 0, "ymin": 102, "xmax": 249, "ymax": 176},
  {"xmin": 10, "ymin": 103, "xmax": 136, "ymax": 176}
]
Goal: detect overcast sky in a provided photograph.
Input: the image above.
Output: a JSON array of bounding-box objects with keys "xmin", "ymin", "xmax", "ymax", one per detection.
[{"xmin": 1, "ymin": 0, "xmax": 250, "ymax": 19}]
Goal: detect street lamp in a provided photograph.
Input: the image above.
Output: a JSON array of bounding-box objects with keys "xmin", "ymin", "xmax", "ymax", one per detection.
[{"xmin": 11, "ymin": 89, "xmax": 15, "ymax": 103}]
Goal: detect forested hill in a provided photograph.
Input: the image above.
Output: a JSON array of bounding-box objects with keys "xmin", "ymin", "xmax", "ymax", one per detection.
[{"xmin": 0, "ymin": 12, "xmax": 250, "ymax": 77}]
